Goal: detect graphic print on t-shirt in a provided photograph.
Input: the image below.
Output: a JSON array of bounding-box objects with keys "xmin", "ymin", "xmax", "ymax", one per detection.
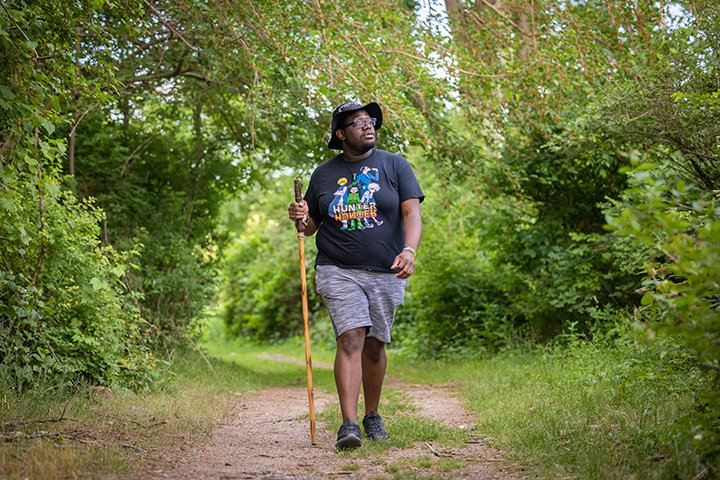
[{"xmin": 327, "ymin": 166, "xmax": 384, "ymax": 231}]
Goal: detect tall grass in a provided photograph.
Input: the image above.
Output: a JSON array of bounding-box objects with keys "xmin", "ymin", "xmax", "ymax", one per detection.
[
  {"xmin": 388, "ymin": 333, "xmax": 709, "ymax": 479},
  {"xmin": 0, "ymin": 342, "xmax": 318, "ymax": 479},
  {"xmin": 2, "ymin": 321, "xmax": 710, "ymax": 479}
]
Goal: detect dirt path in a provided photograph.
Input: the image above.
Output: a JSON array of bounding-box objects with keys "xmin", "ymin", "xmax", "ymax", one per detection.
[{"xmin": 141, "ymin": 356, "xmax": 525, "ymax": 479}]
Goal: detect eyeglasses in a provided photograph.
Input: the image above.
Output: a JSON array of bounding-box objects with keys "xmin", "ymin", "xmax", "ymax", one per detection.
[{"xmin": 343, "ymin": 117, "xmax": 377, "ymax": 129}]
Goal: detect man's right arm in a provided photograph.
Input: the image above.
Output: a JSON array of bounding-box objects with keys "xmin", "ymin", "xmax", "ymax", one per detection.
[{"xmin": 288, "ymin": 200, "xmax": 319, "ymax": 236}]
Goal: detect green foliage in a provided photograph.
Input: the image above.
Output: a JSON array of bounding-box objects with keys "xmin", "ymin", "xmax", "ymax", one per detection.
[
  {"xmin": 398, "ymin": 0, "xmax": 719, "ymax": 358},
  {"xmin": 71, "ymin": 107, "xmax": 226, "ymax": 347},
  {"xmin": 1, "ymin": 9, "xmax": 717, "ymax": 469},
  {"xmin": 607, "ymin": 156, "xmax": 720, "ymax": 460},
  {"xmin": 3, "ymin": 0, "xmax": 445, "ymax": 388},
  {"xmin": 398, "ymin": 128, "xmax": 640, "ymax": 354},
  {"xmin": 395, "ymin": 148, "xmax": 525, "ymax": 355},
  {"xmin": 0, "ymin": 142, "xmax": 156, "ymax": 389},
  {"xmin": 585, "ymin": 1, "xmax": 720, "ymax": 460},
  {"xmin": 0, "ymin": 0, "xmax": 157, "ymax": 390},
  {"xmin": 397, "ymin": 1, "xmax": 664, "ymax": 347},
  {"xmin": 472, "ymin": 336, "xmax": 708, "ymax": 479},
  {"xmin": 590, "ymin": 2, "xmax": 720, "ymax": 191},
  {"xmin": 59, "ymin": 0, "xmax": 444, "ymax": 350},
  {"xmin": 218, "ymin": 175, "xmax": 323, "ymax": 342}
]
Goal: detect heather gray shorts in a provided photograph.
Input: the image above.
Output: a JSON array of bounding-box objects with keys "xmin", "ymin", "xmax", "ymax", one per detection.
[{"xmin": 315, "ymin": 265, "xmax": 408, "ymax": 343}]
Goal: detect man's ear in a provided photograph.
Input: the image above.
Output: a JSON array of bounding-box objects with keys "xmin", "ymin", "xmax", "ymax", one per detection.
[{"xmin": 336, "ymin": 129, "xmax": 345, "ymax": 141}]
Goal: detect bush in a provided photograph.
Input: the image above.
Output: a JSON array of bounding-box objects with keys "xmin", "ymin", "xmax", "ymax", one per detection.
[
  {"xmin": 397, "ymin": 135, "xmax": 638, "ymax": 355},
  {"xmin": 0, "ymin": 142, "xmax": 157, "ymax": 390},
  {"xmin": 607, "ymin": 154, "xmax": 720, "ymax": 462}
]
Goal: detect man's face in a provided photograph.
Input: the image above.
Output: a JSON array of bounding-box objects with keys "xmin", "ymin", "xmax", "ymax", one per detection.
[{"xmin": 339, "ymin": 110, "xmax": 376, "ymax": 154}]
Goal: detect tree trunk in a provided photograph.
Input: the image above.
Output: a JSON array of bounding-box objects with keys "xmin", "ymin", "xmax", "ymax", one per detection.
[{"xmin": 68, "ymin": 31, "xmax": 82, "ymax": 177}]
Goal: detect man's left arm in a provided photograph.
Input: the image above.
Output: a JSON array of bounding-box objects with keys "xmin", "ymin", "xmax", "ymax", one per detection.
[{"xmin": 391, "ymin": 198, "xmax": 422, "ymax": 279}]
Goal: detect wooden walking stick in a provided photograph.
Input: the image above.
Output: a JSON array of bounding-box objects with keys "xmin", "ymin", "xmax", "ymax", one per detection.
[{"xmin": 294, "ymin": 179, "xmax": 317, "ymax": 445}]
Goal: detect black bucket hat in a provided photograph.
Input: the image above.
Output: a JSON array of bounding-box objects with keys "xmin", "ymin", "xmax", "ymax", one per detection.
[{"xmin": 327, "ymin": 101, "xmax": 383, "ymax": 150}]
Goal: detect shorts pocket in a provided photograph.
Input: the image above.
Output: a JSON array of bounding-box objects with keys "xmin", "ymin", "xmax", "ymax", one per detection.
[
  {"xmin": 390, "ymin": 278, "xmax": 408, "ymax": 309},
  {"xmin": 314, "ymin": 265, "xmax": 330, "ymax": 296}
]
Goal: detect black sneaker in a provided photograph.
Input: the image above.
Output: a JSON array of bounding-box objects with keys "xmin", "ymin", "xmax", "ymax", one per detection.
[
  {"xmin": 362, "ymin": 412, "xmax": 390, "ymax": 440},
  {"xmin": 335, "ymin": 421, "xmax": 362, "ymax": 450}
]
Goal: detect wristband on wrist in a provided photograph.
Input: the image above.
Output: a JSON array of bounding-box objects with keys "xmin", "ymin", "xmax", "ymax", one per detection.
[{"xmin": 402, "ymin": 245, "xmax": 416, "ymax": 256}]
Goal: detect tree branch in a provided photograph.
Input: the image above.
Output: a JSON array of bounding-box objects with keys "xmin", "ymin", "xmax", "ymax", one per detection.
[
  {"xmin": 476, "ymin": 0, "xmax": 533, "ymax": 37},
  {"xmin": 1, "ymin": 431, "xmax": 101, "ymax": 446},
  {"xmin": 3, "ymin": 389, "xmax": 78, "ymax": 431},
  {"xmin": 380, "ymin": 48, "xmax": 536, "ymax": 78},
  {"xmin": 31, "ymin": 149, "xmax": 45, "ymax": 285},
  {"xmin": 0, "ymin": 0, "xmax": 38, "ymax": 58},
  {"xmin": 141, "ymin": 0, "xmax": 199, "ymax": 51},
  {"xmin": 124, "ymin": 69, "xmax": 218, "ymax": 85},
  {"xmin": 122, "ymin": 133, "xmax": 158, "ymax": 175}
]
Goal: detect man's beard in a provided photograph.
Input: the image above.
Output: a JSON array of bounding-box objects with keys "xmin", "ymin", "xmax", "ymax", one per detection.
[{"xmin": 346, "ymin": 136, "xmax": 376, "ymax": 154}]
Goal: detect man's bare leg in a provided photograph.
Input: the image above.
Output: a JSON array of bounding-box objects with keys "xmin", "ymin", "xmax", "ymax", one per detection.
[
  {"xmin": 334, "ymin": 328, "xmax": 366, "ymax": 422},
  {"xmin": 362, "ymin": 337, "xmax": 386, "ymax": 415}
]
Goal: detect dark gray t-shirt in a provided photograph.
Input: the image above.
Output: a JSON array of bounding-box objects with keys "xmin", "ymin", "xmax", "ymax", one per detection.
[{"xmin": 305, "ymin": 149, "xmax": 424, "ymax": 273}]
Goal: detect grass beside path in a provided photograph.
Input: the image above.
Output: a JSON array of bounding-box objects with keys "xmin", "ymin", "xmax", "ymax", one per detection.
[
  {"xmin": 0, "ymin": 343, "xmax": 326, "ymax": 480},
  {"xmin": 1, "ymin": 332, "xmax": 710, "ymax": 479},
  {"xmin": 388, "ymin": 338, "xmax": 709, "ymax": 480}
]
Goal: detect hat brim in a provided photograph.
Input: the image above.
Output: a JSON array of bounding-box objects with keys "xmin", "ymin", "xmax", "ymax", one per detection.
[{"xmin": 328, "ymin": 102, "xmax": 383, "ymax": 150}]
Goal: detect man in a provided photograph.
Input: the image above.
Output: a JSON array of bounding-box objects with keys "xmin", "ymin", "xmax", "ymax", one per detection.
[{"xmin": 288, "ymin": 101, "xmax": 424, "ymax": 450}]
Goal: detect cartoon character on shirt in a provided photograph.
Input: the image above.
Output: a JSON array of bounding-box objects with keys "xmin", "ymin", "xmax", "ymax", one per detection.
[
  {"xmin": 346, "ymin": 184, "xmax": 365, "ymax": 231},
  {"xmin": 328, "ymin": 177, "xmax": 349, "ymax": 230},
  {"xmin": 355, "ymin": 166, "xmax": 379, "ymax": 196},
  {"xmin": 361, "ymin": 182, "xmax": 383, "ymax": 228}
]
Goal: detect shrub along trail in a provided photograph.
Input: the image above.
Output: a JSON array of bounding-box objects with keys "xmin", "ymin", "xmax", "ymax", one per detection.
[{"xmin": 134, "ymin": 356, "xmax": 524, "ymax": 479}]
